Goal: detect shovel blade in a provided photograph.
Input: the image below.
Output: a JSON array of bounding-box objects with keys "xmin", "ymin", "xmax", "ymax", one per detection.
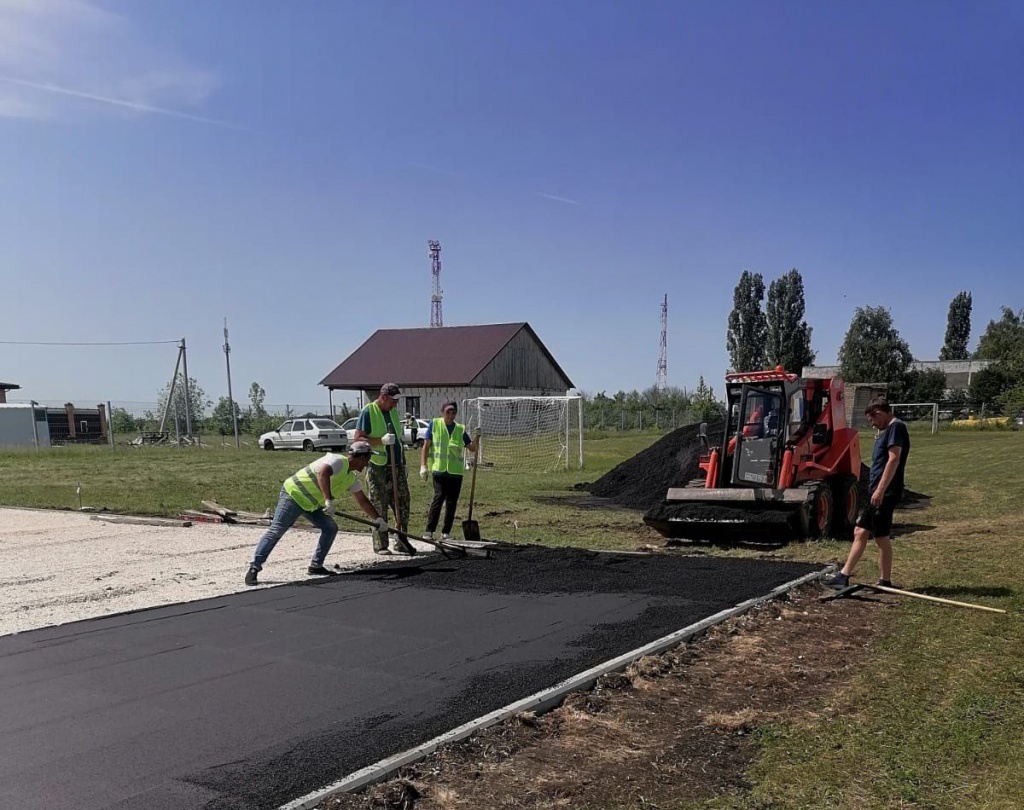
[{"xmin": 462, "ymin": 518, "xmax": 481, "ymax": 543}]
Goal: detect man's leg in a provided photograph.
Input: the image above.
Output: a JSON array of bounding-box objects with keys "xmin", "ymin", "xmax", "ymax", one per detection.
[
  {"xmin": 425, "ymin": 474, "xmax": 444, "ymax": 534},
  {"xmin": 841, "ymin": 526, "xmax": 871, "ymax": 576},
  {"xmin": 441, "ymin": 475, "xmax": 464, "ymax": 536},
  {"xmin": 393, "ymin": 465, "xmax": 416, "ymax": 554},
  {"xmin": 251, "ymin": 490, "xmax": 302, "ymax": 571},
  {"xmin": 875, "ymin": 535, "xmax": 893, "ymax": 582},
  {"xmin": 307, "ymin": 508, "xmax": 339, "ymax": 568},
  {"xmin": 365, "ymin": 465, "xmax": 391, "ymax": 552}
]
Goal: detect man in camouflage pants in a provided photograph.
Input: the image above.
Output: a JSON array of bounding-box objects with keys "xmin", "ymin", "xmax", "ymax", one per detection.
[{"xmin": 355, "ymin": 383, "xmax": 416, "ymax": 555}]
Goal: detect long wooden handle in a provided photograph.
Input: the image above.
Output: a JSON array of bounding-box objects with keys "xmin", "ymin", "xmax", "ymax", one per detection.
[
  {"xmin": 387, "ymin": 431, "xmax": 403, "ymax": 533},
  {"xmin": 466, "ymin": 437, "xmax": 480, "ymax": 522},
  {"xmin": 868, "ymin": 584, "xmax": 1007, "ymax": 614}
]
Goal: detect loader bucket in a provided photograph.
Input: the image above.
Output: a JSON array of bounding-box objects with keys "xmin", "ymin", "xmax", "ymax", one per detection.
[{"xmin": 643, "ymin": 486, "xmax": 813, "ymax": 542}]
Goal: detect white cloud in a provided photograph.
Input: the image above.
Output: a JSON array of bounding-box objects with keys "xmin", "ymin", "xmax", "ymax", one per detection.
[
  {"xmin": 538, "ymin": 192, "xmax": 582, "ymax": 206},
  {"xmin": 0, "ymin": 0, "xmax": 223, "ymax": 125}
]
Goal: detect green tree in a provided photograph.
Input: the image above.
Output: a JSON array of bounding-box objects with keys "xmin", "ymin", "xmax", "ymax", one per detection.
[
  {"xmin": 838, "ymin": 306, "xmax": 912, "ymax": 385},
  {"xmin": 726, "ymin": 271, "xmax": 768, "ymax": 372},
  {"xmin": 248, "ymin": 382, "xmax": 267, "ymax": 418},
  {"xmin": 939, "ymin": 291, "xmax": 972, "ymax": 361},
  {"xmin": 109, "ymin": 407, "xmax": 137, "ymax": 434},
  {"xmin": 766, "ymin": 268, "xmax": 815, "ymax": 374},
  {"xmin": 898, "ymin": 368, "xmax": 947, "ymax": 403},
  {"xmin": 210, "ymin": 396, "xmax": 242, "ymax": 435},
  {"xmin": 155, "ymin": 375, "xmax": 211, "ymax": 432},
  {"xmin": 975, "ymin": 307, "xmax": 1024, "ymax": 379},
  {"xmin": 692, "ymin": 376, "xmax": 724, "ymax": 423},
  {"xmin": 968, "ymin": 366, "xmax": 1013, "ymax": 413}
]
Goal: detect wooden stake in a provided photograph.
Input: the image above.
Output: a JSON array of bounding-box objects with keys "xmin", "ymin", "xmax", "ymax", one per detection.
[{"xmin": 865, "ymin": 584, "xmax": 1007, "ymax": 614}]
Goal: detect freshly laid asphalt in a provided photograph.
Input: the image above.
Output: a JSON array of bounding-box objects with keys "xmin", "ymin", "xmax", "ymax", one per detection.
[{"xmin": 0, "ymin": 547, "xmax": 821, "ymax": 810}]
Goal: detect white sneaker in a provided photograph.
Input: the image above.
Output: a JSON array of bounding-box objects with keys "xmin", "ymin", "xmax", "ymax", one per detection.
[
  {"xmin": 374, "ymin": 548, "xmax": 392, "ymax": 556},
  {"xmin": 441, "ymin": 533, "xmax": 453, "ymax": 541},
  {"xmin": 422, "ymin": 531, "xmax": 434, "ymax": 541}
]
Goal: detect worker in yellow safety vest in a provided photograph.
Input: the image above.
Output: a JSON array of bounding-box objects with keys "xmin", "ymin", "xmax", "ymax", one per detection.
[
  {"xmin": 354, "ymin": 382, "xmax": 416, "ymax": 555},
  {"xmin": 418, "ymin": 399, "xmax": 480, "ymax": 541},
  {"xmin": 245, "ymin": 440, "xmax": 387, "ymax": 586}
]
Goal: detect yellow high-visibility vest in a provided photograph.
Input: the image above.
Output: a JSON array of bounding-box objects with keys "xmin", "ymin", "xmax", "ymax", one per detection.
[
  {"xmin": 428, "ymin": 418, "xmax": 466, "ymax": 476},
  {"xmin": 283, "ymin": 457, "xmax": 357, "ymax": 511},
  {"xmin": 366, "ymin": 402, "xmax": 404, "ymax": 467}
]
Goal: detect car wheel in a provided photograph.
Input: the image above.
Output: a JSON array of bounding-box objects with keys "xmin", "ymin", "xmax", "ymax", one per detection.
[
  {"xmin": 263, "ymin": 440, "xmax": 275, "ymax": 451},
  {"xmin": 303, "ymin": 439, "xmax": 314, "ymax": 452},
  {"xmin": 414, "ymin": 439, "xmax": 424, "ymax": 449}
]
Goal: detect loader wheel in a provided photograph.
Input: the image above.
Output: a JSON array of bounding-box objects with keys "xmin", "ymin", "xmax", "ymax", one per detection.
[
  {"xmin": 830, "ymin": 475, "xmax": 861, "ymax": 539},
  {"xmin": 804, "ymin": 484, "xmax": 834, "ymax": 540}
]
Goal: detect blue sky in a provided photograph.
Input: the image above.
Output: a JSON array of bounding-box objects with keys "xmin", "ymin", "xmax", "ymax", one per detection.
[{"xmin": 2, "ymin": 0, "xmax": 1021, "ymax": 412}]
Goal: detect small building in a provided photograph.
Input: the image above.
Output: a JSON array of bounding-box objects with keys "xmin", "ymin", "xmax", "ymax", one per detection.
[
  {"xmin": 320, "ymin": 322, "xmax": 574, "ymax": 418},
  {"xmin": 0, "ymin": 401, "xmax": 110, "ymax": 449},
  {"xmin": 0, "ymin": 382, "xmax": 21, "ymax": 404},
  {"xmin": 0, "ymin": 404, "xmax": 50, "ymax": 448}
]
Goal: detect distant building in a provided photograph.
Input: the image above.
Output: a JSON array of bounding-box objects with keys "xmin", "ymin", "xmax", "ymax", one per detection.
[
  {"xmin": 0, "ymin": 382, "xmax": 20, "ymax": 404},
  {"xmin": 320, "ymin": 322, "xmax": 574, "ymax": 418},
  {"xmin": 801, "ymin": 360, "xmax": 994, "ymax": 429},
  {"xmin": 0, "ymin": 399, "xmax": 110, "ymax": 449}
]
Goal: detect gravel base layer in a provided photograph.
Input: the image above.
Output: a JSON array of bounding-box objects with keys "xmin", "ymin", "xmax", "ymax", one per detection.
[
  {"xmin": 0, "ymin": 507, "xmax": 422, "ymax": 636},
  {"xmin": 0, "ymin": 545, "xmax": 820, "ymax": 810}
]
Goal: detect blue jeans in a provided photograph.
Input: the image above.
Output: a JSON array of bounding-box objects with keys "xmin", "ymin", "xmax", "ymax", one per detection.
[{"xmin": 250, "ymin": 489, "xmax": 338, "ymax": 570}]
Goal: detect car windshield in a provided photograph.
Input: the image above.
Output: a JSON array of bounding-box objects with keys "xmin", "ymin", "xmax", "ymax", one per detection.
[{"xmin": 312, "ymin": 419, "xmax": 341, "ymax": 429}]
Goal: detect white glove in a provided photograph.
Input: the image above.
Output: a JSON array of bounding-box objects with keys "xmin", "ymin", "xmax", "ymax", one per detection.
[
  {"xmin": 381, "ymin": 433, "xmax": 396, "ymax": 446},
  {"xmin": 322, "ymin": 499, "xmax": 335, "ymax": 516},
  {"xmin": 374, "ymin": 516, "xmax": 389, "ymax": 533},
  {"xmin": 420, "ymin": 465, "xmax": 428, "ymax": 480}
]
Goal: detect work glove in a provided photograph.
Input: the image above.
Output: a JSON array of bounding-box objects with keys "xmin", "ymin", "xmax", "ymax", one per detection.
[
  {"xmin": 322, "ymin": 499, "xmax": 335, "ymax": 516},
  {"xmin": 374, "ymin": 516, "xmax": 390, "ymax": 533},
  {"xmin": 381, "ymin": 433, "xmax": 396, "ymax": 446},
  {"xmin": 419, "ymin": 465, "xmax": 428, "ymax": 481}
]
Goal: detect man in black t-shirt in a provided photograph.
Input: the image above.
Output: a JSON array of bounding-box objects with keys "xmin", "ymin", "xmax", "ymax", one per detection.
[{"xmin": 826, "ymin": 397, "xmax": 910, "ymax": 590}]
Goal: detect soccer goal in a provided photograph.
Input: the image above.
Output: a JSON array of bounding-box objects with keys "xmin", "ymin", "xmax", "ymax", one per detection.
[
  {"xmin": 892, "ymin": 402, "xmax": 939, "ymax": 434},
  {"xmin": 461, "ymin": 396, "xmax": 584, "ymax": 472}
]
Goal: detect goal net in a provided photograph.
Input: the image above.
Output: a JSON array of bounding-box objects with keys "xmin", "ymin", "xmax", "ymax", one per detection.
[
  {"xmin": 892, "ymin": 402, "xmax": 939, "ymax": 434},
  {"xmin": 461, "ymin": 396, "xmax": 584, "ymax": 472}
]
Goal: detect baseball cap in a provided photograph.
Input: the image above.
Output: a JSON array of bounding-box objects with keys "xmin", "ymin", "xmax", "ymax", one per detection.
[
  {"xmin": 441, "ymin": 399, "xmax": 457, "ymax": 412},
  {"xmin": 380, "ymin": 383, "xmax": 402, "ymax": 397},
  {"xmin": 348, "ymin": 440, "xmax": 372, "ymax": 456}
]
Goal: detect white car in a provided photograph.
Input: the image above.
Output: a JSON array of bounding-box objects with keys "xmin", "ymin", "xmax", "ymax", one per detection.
[
  {"xmin": 339, "ymin": 416, "xmax": 430, "ymax": 447},
  {"xmin": 259, "ymin": 419, "xmax": 348, "ymax": 452}
]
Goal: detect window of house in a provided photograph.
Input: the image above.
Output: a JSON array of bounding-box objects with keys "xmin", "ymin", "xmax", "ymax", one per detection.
[{"xmin": 405, "ymin": 396, "xmax": 420, "ymax": 418}]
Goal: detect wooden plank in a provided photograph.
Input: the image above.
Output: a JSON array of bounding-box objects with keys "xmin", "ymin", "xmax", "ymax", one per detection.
[
  {"xmin": 180, "ymin": 511, "xmax": 226, "ymax": 524},
  {"xmin": 865, "ymin": 584, "xmax": 1007, "ymax": 614},
  {"xmin": 201, "ymin": 500, "xmax": 237, "ymax": 518},
  {"xmin": 91, "ymin": 515, "xmax": 192, "ymax": 528}
]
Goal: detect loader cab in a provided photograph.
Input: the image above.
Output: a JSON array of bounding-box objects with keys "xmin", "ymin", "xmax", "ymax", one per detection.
[{"xmin": 729, "ymin": 385, "xmax": 786, "ymax": 486}]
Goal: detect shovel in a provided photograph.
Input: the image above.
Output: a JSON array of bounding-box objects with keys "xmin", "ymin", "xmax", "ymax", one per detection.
[
  {"xmin": 335, "ymin": 510, "xmax": 493, "ymax": 559},
  {"xmin": 462, "ymin": 434, "xmax": 482, "ymax": 543}
]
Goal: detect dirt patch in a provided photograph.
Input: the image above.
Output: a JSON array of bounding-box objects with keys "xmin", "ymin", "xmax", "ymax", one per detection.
[
  {"xmin": 586, "ymin": 423, "xmax": 725, "ymax": 510},
  {"xmin": 318, "ymin": 585, "xmax": 887, "ymax": 810}
]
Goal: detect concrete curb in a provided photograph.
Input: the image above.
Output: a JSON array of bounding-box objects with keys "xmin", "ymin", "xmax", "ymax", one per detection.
[{"xmin": 279, "ymin": 565, "xmax": 830, "ymax": 810}]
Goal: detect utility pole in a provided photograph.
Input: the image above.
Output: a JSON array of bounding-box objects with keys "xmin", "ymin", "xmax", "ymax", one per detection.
[
  {"xmin": 223, "ymin": 319, "xmax": 240, "ymax": 448},
  {"xmin": 656, "ymin": 294, "xmax": 668, "ymax": 391},
  {"xmin": 429, "ymin": 240, "xmax": 443, "ymax": 327},
  {"xmin": 180, "ymin": 338, "xmax": 193, "ymax": 441}
]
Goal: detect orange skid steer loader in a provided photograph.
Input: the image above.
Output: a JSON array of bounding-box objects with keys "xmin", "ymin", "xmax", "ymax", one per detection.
[{"xmin": 644, "ymin": 367, "xmax": 862, "ymax": 541}]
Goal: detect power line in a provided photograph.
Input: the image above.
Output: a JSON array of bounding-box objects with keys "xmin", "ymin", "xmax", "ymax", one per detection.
[{"xmin": 0, "ymin": 340, "xmax": 179, "ymax": 346}]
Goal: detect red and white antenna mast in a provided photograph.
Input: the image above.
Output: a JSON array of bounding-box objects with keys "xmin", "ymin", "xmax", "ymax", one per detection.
[
  {"xmin": 429, "ymin": 240, "xmax": 443, "ymax": 327},
  {"xmin": 656, "ymin": 294, "xmax": 668, "ymax": 390}
]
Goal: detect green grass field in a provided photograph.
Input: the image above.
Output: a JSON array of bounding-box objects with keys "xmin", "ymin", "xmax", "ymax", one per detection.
[{"xmin": 1, "ymin": 430, "xmax": 1022, "ymax": 808}]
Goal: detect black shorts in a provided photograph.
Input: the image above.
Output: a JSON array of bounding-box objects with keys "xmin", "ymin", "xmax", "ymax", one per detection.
[{"xmin": 855, "ymin": 492, "xmax": 899, "ymax": 537}]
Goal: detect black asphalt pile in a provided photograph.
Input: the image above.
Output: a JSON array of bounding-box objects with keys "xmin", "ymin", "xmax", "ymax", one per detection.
[
  {"xmin": 641, "ymin": 501, "xmax": 798, "ymax": 542},
  {"xmin": 587, "ymin": 422, "xmax": 725, "ymax": 510}
]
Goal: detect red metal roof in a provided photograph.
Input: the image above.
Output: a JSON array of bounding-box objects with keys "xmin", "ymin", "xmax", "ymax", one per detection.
[{"xmin": 319, "ymin": 323, "xmax": 572, "ymax": 389}]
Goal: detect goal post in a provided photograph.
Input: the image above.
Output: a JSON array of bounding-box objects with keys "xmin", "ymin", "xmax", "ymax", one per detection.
[
  {"xmin": 461, "ymin": 396, "xmax": 584, "ymax": 472},
  {"xmin": 892, "ymin": 402, "xmax": 939, "ymax": 434}
]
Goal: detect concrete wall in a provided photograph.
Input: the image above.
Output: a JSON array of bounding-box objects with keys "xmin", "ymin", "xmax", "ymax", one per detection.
[
  {"xmin": 803, "ymin": 360, "xmax": 993, "ymax": 392},
  {"xmin": 0, "ymin": 404, "xmax": 51, "ymax": 448}
]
